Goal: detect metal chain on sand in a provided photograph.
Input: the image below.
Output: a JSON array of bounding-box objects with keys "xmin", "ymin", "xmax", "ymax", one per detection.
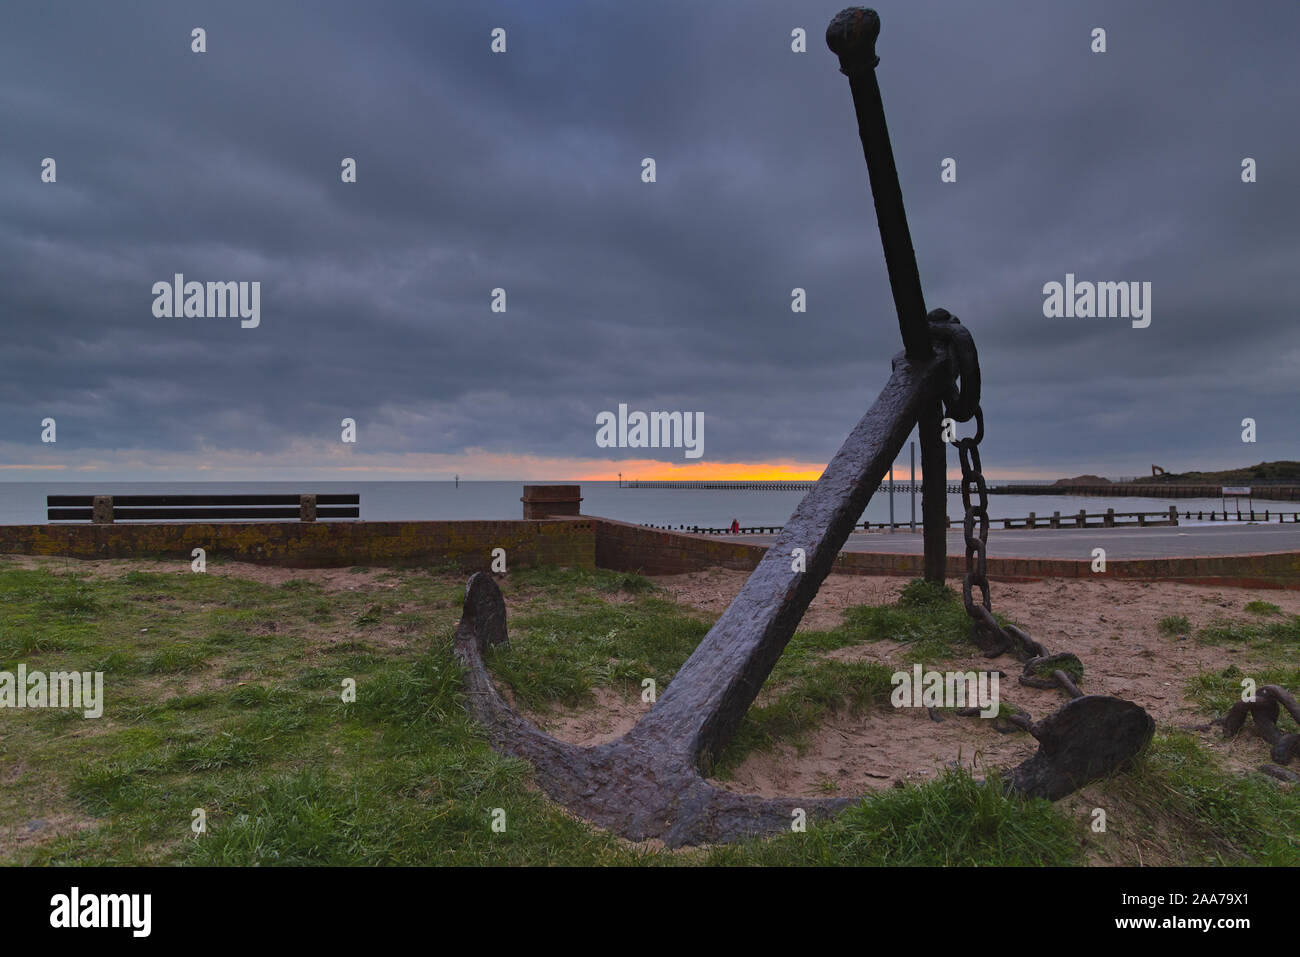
[{"xmin": 932, "ymin": 310, "xmax": 1088, "ymax": 732}]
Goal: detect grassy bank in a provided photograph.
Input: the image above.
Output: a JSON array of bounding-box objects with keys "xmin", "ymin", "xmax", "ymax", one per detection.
[{"xmin": 0, "ymin": 557, "xmax": 1295, "ymax": 865}]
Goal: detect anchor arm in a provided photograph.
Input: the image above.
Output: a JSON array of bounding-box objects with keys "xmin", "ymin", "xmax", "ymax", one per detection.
[{"xmin": 636, "ymin": 347, "xmax": 951, "ymax": 768}]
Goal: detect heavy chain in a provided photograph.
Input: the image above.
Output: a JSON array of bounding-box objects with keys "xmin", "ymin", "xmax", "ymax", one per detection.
[
  {"xmin": 931, "ymin": 310, "xmax": 1084, "ymax": 717},
  {"xmin": 936, "ymin": 321, "xmax": 1287, "ymax": 768},
  {"xmin": 1221, "ymin": 684, "xmax": 1300, "ymax": 766}
]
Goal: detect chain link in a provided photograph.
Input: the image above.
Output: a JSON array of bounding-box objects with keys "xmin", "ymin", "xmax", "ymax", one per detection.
[
  {"xmin": 933, "ymin": 309, "xmax": 1083, "ymax": 707},
  {"xmin": 1221, "ymin": 684, "xmax": 1300, "ymax": 766},
  {"xmin": 951, "ymin": 402, "xmax": 1085, "ymax": 713}
]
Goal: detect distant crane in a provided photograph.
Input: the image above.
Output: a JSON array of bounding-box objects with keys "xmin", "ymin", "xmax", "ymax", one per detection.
[{"xmin": 1151, "ymin": 465, "xmax": 1166, "ymax": 477}]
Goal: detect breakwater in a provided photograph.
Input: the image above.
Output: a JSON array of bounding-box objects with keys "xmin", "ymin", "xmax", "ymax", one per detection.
[{"xmin": 990, "ymin": 484, "xmax": 1300, "ymax": 501}]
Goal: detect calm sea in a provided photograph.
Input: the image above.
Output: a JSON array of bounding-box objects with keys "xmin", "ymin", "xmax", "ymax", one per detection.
[{"xmin": 0, "ymin": 480, "xmax": 1256, "ymax": 528}]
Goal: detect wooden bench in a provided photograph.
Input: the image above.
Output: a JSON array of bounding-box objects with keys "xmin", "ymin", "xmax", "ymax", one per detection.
[{"xmin": 47, "ymin": 494, "xmax": 359, "ymax": 523}]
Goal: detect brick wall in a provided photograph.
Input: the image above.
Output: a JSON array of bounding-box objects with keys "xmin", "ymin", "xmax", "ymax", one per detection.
[
  {"xmin": 2, "ymin": 514, "xmax": 1297, "ymax": 588},
  {"xmin": 591, "ymin": 517, "xmax": 763, "ymax": 575},
  {"xmin": 0, "ymin": 519, "xmax": 595, "ymax": 571}
]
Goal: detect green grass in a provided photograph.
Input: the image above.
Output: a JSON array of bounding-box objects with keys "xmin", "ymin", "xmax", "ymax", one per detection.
[
  {"xmin": 508, "ymin": 565, "xmax": 661, "ymax": 596},
  {"xmin": 487, "ymin": 594, "xmax": 709, "ymax": 709},
  {"xmin": 1245, "ymin": 600, "xmax": 1282, "ymax": 616},
  {"xmin": 1, "ymin": 560, "xmax": 1293, "ymax": 867},
  {"xmin": 1023, "ymin": 655, "xmax": 1086, "ymax": 689},
  {"xmin": 1185, "ymin": 664, "xmax": 1300, "ymax": 718},
  {"xmin": 706, "ymin": 769, "xmax": 1081, "ymax": 866},
  {"xmin": 1102, "ymin": 732, "xmax": 1300, "ymax": 865},
  {"xmin": 1158, "ymin": 614, "xmax": 1190, "ymax": 636},
  {"xmin": 836, "ymin": 577, "xmax": 1012, "ymax": 661},
  {"xmin": 1195, "ymin": 615, "xmax": 1300, "ymax": 649}
]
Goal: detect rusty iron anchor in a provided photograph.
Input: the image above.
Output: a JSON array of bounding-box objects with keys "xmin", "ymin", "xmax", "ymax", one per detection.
[{"xmin": 451, "ymin": 7, "xmax": 1153, "ymax": 847}]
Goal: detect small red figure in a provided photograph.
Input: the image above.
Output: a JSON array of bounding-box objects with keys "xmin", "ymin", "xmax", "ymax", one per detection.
[{"xmin": 730, "ymin": 518, "xmax": 740, "ymax": 534}]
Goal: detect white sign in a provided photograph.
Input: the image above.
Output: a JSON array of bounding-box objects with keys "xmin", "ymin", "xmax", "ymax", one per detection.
[{"xmin": 1222, "ymin": 486, "xmax": 1252, "ymax": 496}]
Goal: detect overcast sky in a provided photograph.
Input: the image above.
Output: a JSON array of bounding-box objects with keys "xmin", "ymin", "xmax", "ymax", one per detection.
[{"xmin": 2, "ymin": 0, "xmax": 1297, "ymax": 481}]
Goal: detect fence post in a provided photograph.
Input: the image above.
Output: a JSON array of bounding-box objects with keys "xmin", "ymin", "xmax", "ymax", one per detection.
[
  {"xmin": 1105, "ymin": 508, "xmax": 1115, "ymax": 528},
  {"xmin": 887, "ymin": 464, "xmax": 895, "ymax": 534},
  {"xmin": 92, "ymin": 495, "xmax": 113, "ymax": 524},
  {"xmin": 299, "ymin": 494, "xmax": 317, "ymax": 522},
  {"xmin": 1078, "ymin": 508, "xmax": 1086, "ymax": 528},
  {"xmin": 1028, "ymin": 511, "xmax": 1036, "ymax": 529},
  {"xmin": 1050, "ymin": 511, "xmax": 1060, "ymax": 529},
  {"xmin": 1169, "ymin": 505, "xmax": 1178, "ymax": 526}
]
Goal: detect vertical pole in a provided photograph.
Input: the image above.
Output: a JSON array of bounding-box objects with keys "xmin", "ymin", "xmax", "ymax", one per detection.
[
  {"xmin": 92, "ymin": 495, "xmax": 114, "ymax": 525},
  {"xmin": 909, "ymin": 440, "xmax": 916, "ymax": 531},
  {"xmin": 888, "ymin": 464, "xmax": 894, "ymax": 532},
  {"xmin": 919, "ymin": 398, "xmax": 946, "ymax": 583}
]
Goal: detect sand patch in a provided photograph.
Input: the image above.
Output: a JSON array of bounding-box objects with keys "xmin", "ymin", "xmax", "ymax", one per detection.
[
  {"xmin": 653, "ymin": 567, "xmax": 906, "ymax": 631},
  {"xmin": 650, "ymin": 571, "xmax": 1300, "ymax": 799},
  {"xmin": 521, "ymin": 686, "xmax": 648, "ymax": 747},
  {"xmin": 717, "ymin": 706, "xmax": 1038, "ymax": 798}
]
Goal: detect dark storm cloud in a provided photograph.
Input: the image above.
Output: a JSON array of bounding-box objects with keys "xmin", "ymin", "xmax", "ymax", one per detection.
[{"xmin": 2, "ymin": 0, "xmax": 1297, "ymax": 476}]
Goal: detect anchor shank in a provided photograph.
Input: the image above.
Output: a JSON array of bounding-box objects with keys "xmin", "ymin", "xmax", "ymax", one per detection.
[
  {"xmin": 637, "ymin": 348, "xmax": 950, "ymax": 766},
  {"xmin": 827, "ymin": 8, "xmax": 932, "ymax": 360}
]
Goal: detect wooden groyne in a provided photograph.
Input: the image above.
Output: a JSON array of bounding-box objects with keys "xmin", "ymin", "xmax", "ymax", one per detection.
[
  {"xmin": 626, "ymin": 480, "xmax": 1300, "ymax": 502},
  {"xmin": 991, "ymin": 483, "xmax": 1300, "ymax": 501},
  {"xmin": 643, "ymin": 508, "xmax": 1300, "ymax": 536}
]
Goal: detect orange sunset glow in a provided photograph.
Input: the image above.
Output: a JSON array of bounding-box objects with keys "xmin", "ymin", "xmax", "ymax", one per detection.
[{"xmin": 571, "ymin": 459, "xmax": 828, "ymax": 482}]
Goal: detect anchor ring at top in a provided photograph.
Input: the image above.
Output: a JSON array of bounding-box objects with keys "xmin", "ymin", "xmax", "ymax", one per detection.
[{"xmin": 927, "ymin": 308, "xmax": 980, "ymax": 422}]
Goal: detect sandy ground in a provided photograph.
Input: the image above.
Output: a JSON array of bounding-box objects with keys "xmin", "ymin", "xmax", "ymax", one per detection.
[{"xmin": 527, "ymin": 569, "xmax": 1300, "ymax": 799}]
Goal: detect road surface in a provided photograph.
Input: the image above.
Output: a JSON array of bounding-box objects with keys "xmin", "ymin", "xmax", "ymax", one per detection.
[{"xmin": 732, "ymin": 522, "xmax": 1300, "ymax": 560}]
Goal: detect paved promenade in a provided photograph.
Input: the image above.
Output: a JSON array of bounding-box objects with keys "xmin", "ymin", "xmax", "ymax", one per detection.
[{"xmin": 734, "ymin": 522, "xmax": 1300, "ymax": 560}]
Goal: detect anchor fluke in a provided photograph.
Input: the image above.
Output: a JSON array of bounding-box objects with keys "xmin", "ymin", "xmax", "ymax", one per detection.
[
  {"xmin": 1008, "ymin": 696, "xmax": 1155, "ymax": 802},
  {"xmin": 452, "ymin": 572, "xmax": 852, "ymax": 847}
]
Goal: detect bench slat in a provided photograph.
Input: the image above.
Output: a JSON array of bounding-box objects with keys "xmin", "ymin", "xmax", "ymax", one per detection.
[
  {"xmin": 46, "ymin": 494, "xmax": 358, "ymax": 507},
  {"xmin": 46, "ymin": 506, "xmax": 360, "ymax": 520},
  {"xmin": 88, "ymin": 507, "xmax": 360, "ymax": 520}
]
